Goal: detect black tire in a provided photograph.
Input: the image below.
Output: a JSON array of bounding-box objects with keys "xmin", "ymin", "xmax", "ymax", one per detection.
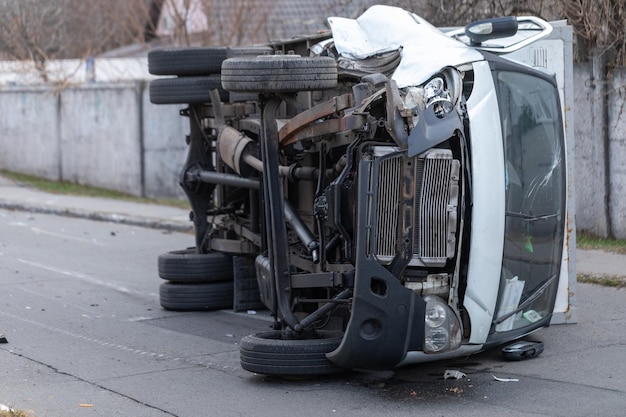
[
  {"xmin": 158, "ymin": 249, "xmax": 233, "ymax": 282},
  {"xmin": 240, "ymin": 331, "xmax": 345, "ymax": 376},
  {"xmin": 148, "ymin": 47, "xmax": 228, "ymax": 76},
  {"xmin": 221, "ymin": 55, "xmax": 338, "ymax": 93},
  {"xmin": 159, "ymin": 282, "xmax": 233, "ymax": 311},
  {"xmin": 149, "ymin": 76, "xmax": 229, "ymax": 104}
]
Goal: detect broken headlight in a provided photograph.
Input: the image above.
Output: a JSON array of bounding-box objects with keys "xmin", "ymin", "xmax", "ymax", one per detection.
[
  {"xmin": 424, "ymin": 77, "xmax": 454, "ymax": 117},
  {"xmin": 423, "ymin": 296, "xmax": 462, "ymax": 353},
  {"xmin": 404, "ymin": 68, "xmax": 462, "ymax": 123}
]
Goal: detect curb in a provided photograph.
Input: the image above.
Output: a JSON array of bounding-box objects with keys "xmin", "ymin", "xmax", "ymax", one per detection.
[{"xmin": 0, "ymin": 201, "xmax": 193, "ymax": 233}]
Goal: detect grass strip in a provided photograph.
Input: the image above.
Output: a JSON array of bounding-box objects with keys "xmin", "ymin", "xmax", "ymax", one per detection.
[
  {"xmin": 1, "ymin": 170, "xmax": 189, "ymax": 209},
  {"xmin": 577, "ymin": 273, "xmax": 626, "ymax": 288},
  {"xmin": 577, "ymin": 231, "xmax": 626, "ymax": 255}
]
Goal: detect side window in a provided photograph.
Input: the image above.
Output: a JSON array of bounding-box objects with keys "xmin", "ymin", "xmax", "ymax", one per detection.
[{"xmin": 494, "ymin": 71, "xmax": 565, "ymax": 332}]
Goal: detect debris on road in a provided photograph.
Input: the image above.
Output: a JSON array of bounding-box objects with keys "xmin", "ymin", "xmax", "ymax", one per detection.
[
  {"xmin": 493, "ymin": 375, "xmax": 519, "ymax": 382},
  {"xmin": 444, "ymin": 370, "xmax": 466, "ymax": 380},
  {"xmin": 502, "ymin": 340, "xmax": 544, "ymax": 361}
]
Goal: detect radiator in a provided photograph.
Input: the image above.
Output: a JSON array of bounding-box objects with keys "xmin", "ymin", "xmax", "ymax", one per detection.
[{"xmin": 370, "ymin": 147, "xmax": 460, "ymax": 267}]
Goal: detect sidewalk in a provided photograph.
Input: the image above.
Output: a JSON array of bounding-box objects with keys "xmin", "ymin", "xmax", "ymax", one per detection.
[
  {"xmin": 1, "ymin": 174, "xmax": 626, "ymax": 279},
  {"xmin": 0, "ymin": 174, "xmax": 192, "ymax": 232},
  {"xmin": 576, "ymin": 249, "xmax": 626, "ymax": 279}
]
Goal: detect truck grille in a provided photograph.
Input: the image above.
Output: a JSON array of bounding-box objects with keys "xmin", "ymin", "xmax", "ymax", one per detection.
[{"xmin": 371, "ymin": 148, "xmax": 460, "ymax": 267}]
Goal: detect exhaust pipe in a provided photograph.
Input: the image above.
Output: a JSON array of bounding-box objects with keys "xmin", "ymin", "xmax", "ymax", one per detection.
[
  {"xmin": 218, "ymin": 126, "xmax": 325, "ymax": 181},
  {"xmin": 217, "ymin": 126, "xmax": 257, "ymax": 177}
]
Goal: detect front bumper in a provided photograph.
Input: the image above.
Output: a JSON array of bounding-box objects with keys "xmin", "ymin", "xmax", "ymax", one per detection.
[{"xmin": 327, "ymin": 152, "xmax": 428, "ymax": 370}]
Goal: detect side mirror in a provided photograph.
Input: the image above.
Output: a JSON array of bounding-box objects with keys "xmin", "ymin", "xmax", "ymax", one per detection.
[{"xmin": 464, "ymin": 17, "xmax": 518, "ymax": 45}]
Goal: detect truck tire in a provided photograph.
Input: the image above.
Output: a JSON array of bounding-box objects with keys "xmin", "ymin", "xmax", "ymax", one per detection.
[
  {"xmin": 158, "ymin": 249, "xmax": 233, "ymax": 282},
  {"xmin": 221, "ymin": 55, "xmax": 338, "ymax": 93},
  {"xmin": 159, "ymin": 282, "xmax": 234, "ymax": 311},
  {"xmin": 149, "ymin": 76, "xmax": 229, "ymax": 104},
  {"xmin": 240, "ymin": 331, "xmax": 345, "ymax": 376},
  {"xmin": 148, "ymin": 47, "xmax": 228, "ymax": 76}
]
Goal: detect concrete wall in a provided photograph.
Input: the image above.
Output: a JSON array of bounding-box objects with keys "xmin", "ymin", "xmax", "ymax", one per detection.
[
  {"xmin": 60, "ymin": 84, "xmax": 143, "ymax": 195},
  {"xmin": 0, "ymin": 82, "xmax": 187, "ymax": 199},
  {"xmin": 141, "ymin": 94, "xmax": 188, "ymax": 199},
  {"xmin": 572, "ymin": 60, "xmax": 626, "ymax": 239},
  {"xmin": 573, "ymin": 62, "xmax": 608, "ymax": 236},
  {"xmin": 608, "ymin": 70, "xmax": 626, "ymax": 238},
  {"xmin": 0, "ymin": 86, "xmax": 61, "ymax": 180}
]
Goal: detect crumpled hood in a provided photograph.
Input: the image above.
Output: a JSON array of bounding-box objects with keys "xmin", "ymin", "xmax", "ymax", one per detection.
[{"xmin": 328, "ymin": 5, "xmax": 484, "ymax": 88}]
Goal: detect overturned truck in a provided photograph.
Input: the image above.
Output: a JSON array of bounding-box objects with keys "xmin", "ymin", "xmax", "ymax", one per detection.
[{"xmin": 149, "ymin": 5, "xmax": 568, "ymax": 375}]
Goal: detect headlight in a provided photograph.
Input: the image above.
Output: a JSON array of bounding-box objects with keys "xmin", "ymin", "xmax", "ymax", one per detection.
[
  {"xmin": 402, "ymin": 68, "xmax": 462, "ymax": 121},
  {"xmin": 424, "ymin": 77, "xmax": 444, "ymax": 101},
  {"xmin": 425, "ymin": 301, "xmax": 447, "ymax": 328},
  {"xmin": 424, "ymin": 326, "xmax": 449, "ymax": 352},
  {"xmin": 424, "ymin": 76, "xmax": 455, "ymax": 118},
  {"xmin": 430, "ymin": 97, "xmax": 454, "ymax": 118},
  {"xmin": 423, "ymin": 296, "xmax": 462, "ymax": 353}
]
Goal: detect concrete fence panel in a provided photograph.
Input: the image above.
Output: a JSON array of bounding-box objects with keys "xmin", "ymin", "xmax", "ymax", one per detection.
[
  {"xmin": 573, "ymin": 62, "xmax": 608, "ymax": 236},
  {"xmin": 0, "ymin": 81, "xmax": 189, "ymax": 199},
  {"xmin": 0, "ymin": 86, "xmax": 61, "ymax": 180},
  {"xmin": 59, "ymin": 83, "xmax": 143, "ymax": 196},
  {"xmin": 608, "ymin": 69, "xmax": 626, "ymax": 239},
  {"xmin": 141, "ymin": 89, "xmax": 188, "ymax": 200}
]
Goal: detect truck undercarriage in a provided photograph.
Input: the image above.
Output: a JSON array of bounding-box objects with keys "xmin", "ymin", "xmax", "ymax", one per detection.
[{"xmin": 149, "ymin": 6, "xmax": 567, "ymax": 376}]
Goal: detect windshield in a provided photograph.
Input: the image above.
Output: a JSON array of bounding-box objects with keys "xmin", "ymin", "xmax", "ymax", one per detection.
[{"xmin": 494, "ymin": 71, "xmax": 565, "ymax": 332}]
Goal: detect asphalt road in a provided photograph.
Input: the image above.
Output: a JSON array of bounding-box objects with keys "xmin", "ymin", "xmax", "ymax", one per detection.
[{"xmin": 1, "ymin": 208, "xmax": 625, "ymax": 417}]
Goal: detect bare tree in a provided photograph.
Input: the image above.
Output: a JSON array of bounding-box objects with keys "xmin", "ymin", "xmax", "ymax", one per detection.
[
  {"xmin": 0, "ymin": 0, "xmax": 156, "ymax": 61},
  {"xmin": 159, "ymin": 0, "xmax": 195, "ymax": 46},
  {"xmin": 1, "ymin": 0, "xmax": 623, "ymax": 68},
  {"xmin": 562, "ymin": 0, "xmax": 626, "ymax": 64},
  {"xmin": 413, "ymin": 0, "xmax": 563, "ymax": 27},
  {"xmin": 158, "ymin": 0, "xmax": 277, "ymax": 47},
  {"xmin": 373, "ymin": 0, "xmax": 625, "ymax": 65},
  {"xmin": 62, "ymin": 0, "xmax": 158, "ymax": 56},
  {"xmin": 0, "ymin": 0, "xmax": 69, "ymax": 76}
]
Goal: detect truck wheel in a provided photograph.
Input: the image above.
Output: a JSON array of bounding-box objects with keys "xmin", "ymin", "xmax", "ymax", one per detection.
[
  {"xmin": 221, "ymin": 55, "xmax": 338, "ymax": 93},
  {"xmin": 149, "ymin": 75, "xmax": 229, "ymax": 104},
  {"xmin": 158, "ymin": 249, "xmax": 233, "ymax": 282},
  {"xmin": 240, "ymin": 331, "xmax": 345, "ymax": 376},
  {"xmin": 159, "ymin": 282, "xmax": 233, "ymax": 311},
  {"xmin": 148, "ymin": 47, "xmax": 228, "ymax": 76}
]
